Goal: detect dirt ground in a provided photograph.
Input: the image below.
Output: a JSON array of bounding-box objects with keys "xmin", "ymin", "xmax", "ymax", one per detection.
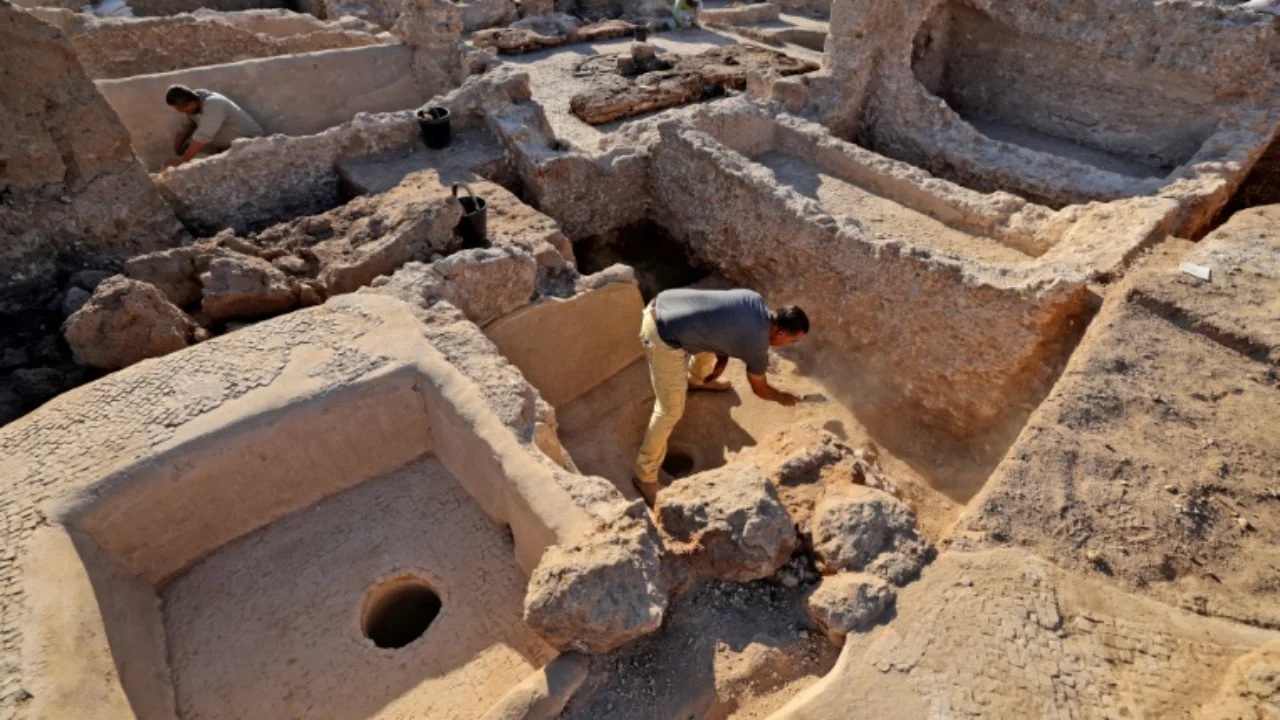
[
  {"xmin": 557, "ymin": 347, "xmax": 974, "ymax": 542},
  {"xmin": 954, "ymin": 238, "xmax": 1280, "ymax": 630},
  {"xmin": 558, "ymin": 575, "xmax": 839, "ymax": 720}
]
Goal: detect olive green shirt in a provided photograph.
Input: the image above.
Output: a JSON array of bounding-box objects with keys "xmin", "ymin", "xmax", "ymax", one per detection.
[{"xmin": 187, "ymin": 90, "xmax": 264, "ymax": 150}]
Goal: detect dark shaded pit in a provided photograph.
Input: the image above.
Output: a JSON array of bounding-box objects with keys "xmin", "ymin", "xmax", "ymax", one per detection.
[{"xmin": 362, "ymin": 577, "xmax": 442, "ymax": 649}]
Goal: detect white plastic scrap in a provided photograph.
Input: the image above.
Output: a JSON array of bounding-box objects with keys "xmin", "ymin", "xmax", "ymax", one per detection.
[{"xmin": 1179, "ymin": 262, "xmax": 1212, "ymax": 282}]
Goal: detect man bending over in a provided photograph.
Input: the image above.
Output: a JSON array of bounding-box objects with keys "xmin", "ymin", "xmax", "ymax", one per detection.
[
  {"xmin": 162, "ymin": 85, "xmax": 264, "ymax": 169},
  {"xmin": 634, "ymin": 288, "xmax": 809, "ymax": 502}
]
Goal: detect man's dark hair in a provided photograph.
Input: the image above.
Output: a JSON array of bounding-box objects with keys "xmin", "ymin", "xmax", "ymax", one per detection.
[
  {"xmin": 773, "ymin": 305, "xmax": 809, "ymax": 335},
  {"xmin": 165, "ymin": 85, "xmax": 199, "ymax": 107}
]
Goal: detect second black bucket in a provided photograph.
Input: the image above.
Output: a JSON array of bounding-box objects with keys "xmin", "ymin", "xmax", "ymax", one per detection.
[
  {"xmin": 418, "ymin": 106, "xmax": 451, "ymax": 149},
  {"xmin": 634, "ymin": 25, "xmax": 648, "ymax": 42},
  {"xmin": 452, "ymin": 182, "xmax": 488, "ymax": 247}
]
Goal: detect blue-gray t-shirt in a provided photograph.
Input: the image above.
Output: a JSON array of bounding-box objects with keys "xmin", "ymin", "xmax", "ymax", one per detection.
[{"xmin": 654, "ymin": 288, "xmax": 771, "ymax": 375}]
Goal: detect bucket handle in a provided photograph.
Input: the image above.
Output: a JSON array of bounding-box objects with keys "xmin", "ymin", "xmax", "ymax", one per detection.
[{"xmin": 451, "ymin": 182, "xmax": 477, "ymax": 206}]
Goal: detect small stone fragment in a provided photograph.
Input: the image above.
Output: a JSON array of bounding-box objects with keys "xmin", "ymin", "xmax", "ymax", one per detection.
[
  {"xmin": 200, "ymin": 251, "xmax": 298, "ymax": 321},
  {"xmin": 806, "ymin": 572, "xmax": 895, "ymax": 643}
]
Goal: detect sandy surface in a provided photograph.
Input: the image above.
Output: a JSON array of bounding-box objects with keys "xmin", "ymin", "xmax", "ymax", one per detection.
[
  {"xmin": 162, "ymin": 456, "xmax": 554, "ymax": 720},
  {"xmin": 754, "ymin": 149, "xmax": 1035, "ymax": 265}
]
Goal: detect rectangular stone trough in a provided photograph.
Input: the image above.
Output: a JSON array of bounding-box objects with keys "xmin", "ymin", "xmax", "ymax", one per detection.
[{"xmin": 9, "ymin": 295, "xmax": 617, "ymax": 719}]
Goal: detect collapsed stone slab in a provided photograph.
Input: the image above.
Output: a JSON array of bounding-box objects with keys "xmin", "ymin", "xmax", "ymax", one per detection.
[
  {"xmin": 200, "ymin": 251, "xmax": 299, "ymax": 321},
  {"xmin": 63, "ymin": 277, "xmax": 199, "ymax": 370},
  {"xmin": 472, "ymin": 13, "xmax": 633, "ymax": 54},
  {"xmin": 654, "ymin": 463, "xmax": 798, "ymax": 583},
  {"xmin": 523, "ymin": 504, "xmax": 668, "ymax": 654}
]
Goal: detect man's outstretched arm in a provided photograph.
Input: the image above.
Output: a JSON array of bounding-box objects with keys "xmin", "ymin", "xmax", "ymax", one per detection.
[{"xmin": 747, "ymin": 372, "xmax": 798, "ymax": 406}]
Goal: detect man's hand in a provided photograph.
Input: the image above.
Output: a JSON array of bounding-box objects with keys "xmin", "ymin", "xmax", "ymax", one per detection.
[{"xmin": 748, "ymin": 373, "xmax": 799, "ymax": 407}]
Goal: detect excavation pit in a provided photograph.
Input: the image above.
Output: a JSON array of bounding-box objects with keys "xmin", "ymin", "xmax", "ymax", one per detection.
[
  {"xmin": 11, "ymin": 301, "xmax": 596, "ymax": 720},
  {"xmin": 361, "ymin": 576, "xmax": 442, "ymax": 649},
  {"xmin": 910, "ymin": 0, "xmax": 1214, "ymax": 181},
  {"xmin": 812, "ymin": 0, "xmax": 1280, "ymax": 233},
  {"xmin": 660, "ymin": 448, "xmax": 696, "ymax": 478}
]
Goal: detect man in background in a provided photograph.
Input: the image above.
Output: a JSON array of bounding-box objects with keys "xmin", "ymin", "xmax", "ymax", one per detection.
[{"xmin": 162, "ymin": 85, "xmax": 263, "ymax": 169}]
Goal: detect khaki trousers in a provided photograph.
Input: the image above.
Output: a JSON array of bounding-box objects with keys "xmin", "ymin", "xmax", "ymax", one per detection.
[{"xmin": 635, "ymin": 307, "xmax": 717, "ymax": 484}]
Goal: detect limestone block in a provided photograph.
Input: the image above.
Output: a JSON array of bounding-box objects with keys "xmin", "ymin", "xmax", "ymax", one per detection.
[
  {"xmin": 806, "ymin": 572, "xmax": 895, "ymax": 642},
  {"xmin": 200, "ymin": 251, "xmax": 298, "ymax": 321},
  {"xmin": 63, "ymin": 277, "xmax": 196, "ymax": 369},
  {"xmin": 654, "ymin": 463, "xmax": 798, "ymax": 583},
  {"xmin": 524, "ymin": 504, "xmax": 668, "ymax": 654},
  {"xmin": 434, "ymin": 246, "xmax": 538, "ymax": 326},
  {"xmin": 125, "ymin": 245, "xmax": 212, "ymax": 308}
]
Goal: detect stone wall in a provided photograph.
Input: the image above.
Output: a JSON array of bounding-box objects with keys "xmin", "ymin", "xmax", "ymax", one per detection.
[
  {"xmin": 486, "ymin": 281, "xmax": 644, "ymax": 407},
  {"xmin": 647, "ymin": 120, "xmax": 1091, "ymax": 439},
  {"xmin": 782, "ymin": 0, "xmax": 1280, "ymax": 236},
  {"xmin": 127, "ymin": 0, "xmax": 288, "ymax": 17},
  {"xmin": 43, "ymin": 8, "xmax": 386, "ymax": 79},
  {"xmin": 96, "ymin": 43, "xmax": 426, "ymax": 170},
  {"xmin": 0, "ymin": 293, "xmax": 641, "ymax": 718},
  {"xmin": 0, "ymin": 2, "xmax": 187, "ymax": 313}
]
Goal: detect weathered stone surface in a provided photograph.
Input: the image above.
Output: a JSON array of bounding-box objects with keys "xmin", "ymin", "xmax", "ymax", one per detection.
[
  {"xmin": 806, "ymin": 572, "xmax": 894, "ymax": 642},
  {"xmin": 391, "ymin": 0, "xmax": 465, "ymax": 97},
  {"xmin": 200, "ymin": 252, "xmax": 298, "ymax": 321},
  {"xmin": 0, "ymin": 2, "xmax": 187, "ymax": 314},
  {"xmin": 811, "ymin": 486, "xmax": 931, "ymax": 584},
  {"xmin": 63, "ymin": 277, "xmax": 195, "ymax": 369},
  {"xmin": 246, "ymin": 170, "xmax": 461, "ymax": 296},
  {"xmin": 524, "ymin": 504, "xmax": 668, "ymax": 654},
  {"xmin": 953, "ymin": 242, "xmax": 1280, "ymax": 629},
  {"xmin": 1130, "ymin": 205, "xmax": 1280, "ymax": 364},
  {"xmin": 42, "ymin": 8, "xmax": 383, "ymax": 80},
  {"xmin": 570, "ymin": 45, "xmax": 818, "ymax": 124},
  {"xmin": 654, "ymin": 463, "xmax": 798, "ymax": 583},
  {"xmin": 124, "ymin": 245, "xmax": 210, "ymax": 308},
  {"xmin": 434, "ymin": 246, "xmax": 538, "ymax": 326},
  {"xmin": 472, "ymin": 14, "xmax": 632, "ymax": 54},
  {"xmin": 771, "ymin": 550, "xmax": 1278, "ymax": 719},
  {"xmin": 1198, "ymin": 639, "xmax": 1280, "ymax": 720},
  {"xmin": 455, "ymin": 0, "xmax": 517, "ymax": 30}
]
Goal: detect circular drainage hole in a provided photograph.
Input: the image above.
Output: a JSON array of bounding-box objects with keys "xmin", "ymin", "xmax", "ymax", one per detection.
[
  {"xmin": 362, "ymin": 577, "xmax": 441, "ymax": 649},
  {"xmin": 662, "ymin": 450, "xmax": 696, "ymax": 478}
]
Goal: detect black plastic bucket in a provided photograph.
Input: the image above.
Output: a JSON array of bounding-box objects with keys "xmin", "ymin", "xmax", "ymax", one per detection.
[
  {"xmin": 634, "ymin": 25, "xmax": 648, "ymax": 42},
  {"xmin": 452, "ymin": 182, "xmax": 488, "ymax": 247},
  {"xmin": 417, "ymin": 106, "xmax": 451, "ymax": 149}
]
